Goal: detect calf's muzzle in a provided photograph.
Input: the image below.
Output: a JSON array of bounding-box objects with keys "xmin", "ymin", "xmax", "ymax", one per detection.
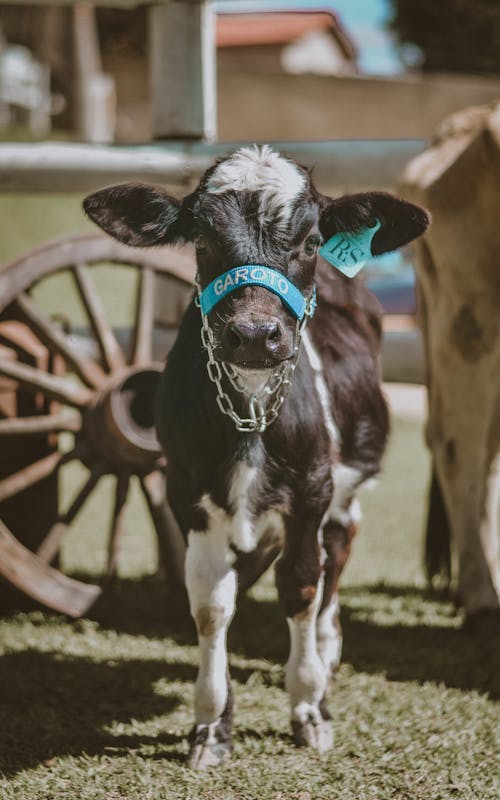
[{"xmin": 221, "ymin": 316, "xmax": 293, "ymax": 366}]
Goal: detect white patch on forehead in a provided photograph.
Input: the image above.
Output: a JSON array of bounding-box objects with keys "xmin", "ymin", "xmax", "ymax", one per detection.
[{"xmin": 206, "ymin": 145, "xmax": 306, "ymax": 223}]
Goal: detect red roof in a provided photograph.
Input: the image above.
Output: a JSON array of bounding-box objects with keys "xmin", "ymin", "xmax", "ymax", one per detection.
[{"xmin": 216, "ymin": 12, "xmax": 356, "ymax": 59}]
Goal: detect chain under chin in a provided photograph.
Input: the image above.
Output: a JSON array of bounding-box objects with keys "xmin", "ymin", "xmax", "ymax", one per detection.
[{"xmin": 194, "ymin": 278, "xmax": 316, "ymax": 433}]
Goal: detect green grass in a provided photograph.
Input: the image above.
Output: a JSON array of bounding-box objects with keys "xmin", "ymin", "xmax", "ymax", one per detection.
[
  {"xmin": 1, "ymin": 417, "xmax": 499, "ymax": 800},
  {"xmin": 0, "ymin": 193, "xmax": 91, "ymax": 266}
]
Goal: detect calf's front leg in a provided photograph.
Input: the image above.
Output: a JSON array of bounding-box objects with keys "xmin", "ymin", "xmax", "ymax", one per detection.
[
  {"xmin": 185, "ymin": 528, "xmax": 236, "ymax": 769},
  {"xmin": 276, "ymin": 516, "xmax": 333, "ymax": 753}
]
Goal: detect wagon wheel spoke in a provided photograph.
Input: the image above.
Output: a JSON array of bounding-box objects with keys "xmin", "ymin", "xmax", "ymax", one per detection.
[
  {"xmin": 0, "ymin": 444, "xmax": 84, "ymax": 504},
  {"xmin": 36, "ymin": 463, "xmax": 106, "ymax": 565},
  {"xmin": 0, "ymin": 410, "xmax": 81, "ymax": 436},
  {"xmin": 140, "ymin": 470, "xmax": 186, "ymax": 591},
  {"xmin": 0, "ymin": 357, "xmax": 94, "ymax": 408},
  {"xmin": 0, "ymin": 519, "xmax": 101, "ymax": 618},
  {"xmin": 15, "ymin": 292, "xmax": 106, "ymax": 389},
  {"xmin": 132, "ymin": 264, "xmax": 156, "ymax": 366},
  {"xmin": 72, "ymin": 263, "xmax": 126, "ymax": 373},
  {"xmin": 106, "ymin": 473, "xmax": 130, "ymax": 580}
]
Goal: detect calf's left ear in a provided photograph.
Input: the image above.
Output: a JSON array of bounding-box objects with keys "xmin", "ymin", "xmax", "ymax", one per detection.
[
  {"xmin": 83, "ymin": 183, "xmax": 183, "ymax": 247},
  {"xmin": 319, "ymin": 191, "xmax": 430, "ymax": 255}
]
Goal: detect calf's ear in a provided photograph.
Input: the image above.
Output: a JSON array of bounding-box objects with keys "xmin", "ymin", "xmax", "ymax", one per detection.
[
  {"xmin": 319, "ymin": 191, "xmax": 430, "ymax": 255},
  {"xmin": 83, "ymin": 183, "xmax": 183, "ymax": 247}
]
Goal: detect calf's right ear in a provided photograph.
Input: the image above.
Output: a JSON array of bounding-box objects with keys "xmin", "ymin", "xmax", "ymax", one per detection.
[{"xmin": 83, "ymin": 183, "xmax": 183, "ymax": 247}]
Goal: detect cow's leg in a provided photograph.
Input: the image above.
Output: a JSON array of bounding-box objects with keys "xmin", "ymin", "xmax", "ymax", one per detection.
[
  {"xmin": 275, "ymin": 514, "xmax": 333, "ymax": 753},
  {"xmin": 429, "ymin": 360, "xmax": 500, "ymax": 616},
  {"xmin": 184, "ymin": 528, "xmax": 236, "ymax": 769},
  {"xmin": 316, "ymin": 462, "xmax": 363, "ymax": 678},
  {"xmin": 317, "ymin": 500, "xmax": 360, "ymax": 679}
]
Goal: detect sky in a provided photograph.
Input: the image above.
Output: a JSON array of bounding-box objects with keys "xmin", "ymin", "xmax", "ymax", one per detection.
[{"xmin": 216, "ymin": 0, "xmax": 404, "ymax": 75}]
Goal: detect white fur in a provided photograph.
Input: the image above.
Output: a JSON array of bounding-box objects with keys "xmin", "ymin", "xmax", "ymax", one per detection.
[
  {"xmin": 302, "ymin": 330, "xmax": 340, "ymax": 452},
  {"xmin": 232, "ymin": 366, "xmax": 270, "ymax": 395},
  {"xmin": 185, "ymin": 529, "xmax": 237, "ymax": 724},
  {"xmin": 187, "ymin": 463, "xmax": 286, "ymax": 726},
  {"xmin": 317, "ymin": 592, "xmax": 342, "ymax": 673},
  {"xmin": 198, "ymin": 462, "xmax": 257, "ymax": 553},
  {"xmin": 286, "ymin": 574, "xmax": 327, "ymax": 724},
  {"xmin": 329, "ymin": 465, "xmax": 363, "ymax": 526},
  {"xmin": 206, "ymin": 145, "xmax": 306, "ymax": 223}
]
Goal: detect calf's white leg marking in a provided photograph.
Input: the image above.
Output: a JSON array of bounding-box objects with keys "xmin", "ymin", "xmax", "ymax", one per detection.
[
  {"xmin": 286, "ymin": 575, "xmax": 328, "ymax": 726},
  {"xmin": 185, "ymin": 529, "xmax": 236, "ymax": 724},
  {"xmin": 317, "ymin": 592, "xmax": 342, "ymax": 674}
]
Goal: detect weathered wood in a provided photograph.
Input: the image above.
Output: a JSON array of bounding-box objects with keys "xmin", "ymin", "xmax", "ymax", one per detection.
[
  {"xmin": 0, "ymin": 141, "xmax": 424, "ymax": 193},
  {"xmin": 0, "ymin": 519, "xmax": 101, "ymax": 618},
  {"xmin": 72, "ymin": 4, "xmax": 116, "ymax": 143},
  {"xmin": 140, "ymin": 470, "xmax": 186, "ymax": 589},
  {"xmin": 73, "ymin": 263, "xmax": 126, "ymax": 372},
  {"xmin": 133, "ymin": 265, "xmax": 155, "ymax": 366},
  {"xmin": 106, "ymin": 473, "xmax": 130, "ymax": 579},
  {"xmin": 36, "ymin": 464, "xmax": 105, "ymax": 564},
  {"xmin": 150, "ymin": 0, "xmax": 216, "ymax": 141},
  {"xmin": 0, "ymin": 358, "xmax": 94, "ymax": 408},
  {"xmin": 0, "ymin": 449, "xmax": 68, "ymax": 504},
  {"xmin": 15, "ymin": 291, "xmax": 106, "ymax": 388},
  {"xmin": 0, "ymin": 411, "xmax": 81, "ymax": 435}
]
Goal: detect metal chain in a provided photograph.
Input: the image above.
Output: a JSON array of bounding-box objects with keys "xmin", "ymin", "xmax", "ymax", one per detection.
[{"xmin": 194, "ymin": 276, "xmax": 316, "ymax": 433}]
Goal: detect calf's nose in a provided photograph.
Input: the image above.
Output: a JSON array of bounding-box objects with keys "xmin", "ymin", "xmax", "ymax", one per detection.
[{"xmin": 223, "ymin": 319, "xmax": 285, "ymax": 362}]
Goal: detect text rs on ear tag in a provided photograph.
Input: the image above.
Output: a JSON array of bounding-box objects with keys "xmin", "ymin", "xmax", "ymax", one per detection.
[{"xmin": 319, "ymin": 218, "xmax": 382, "ymax": 278}]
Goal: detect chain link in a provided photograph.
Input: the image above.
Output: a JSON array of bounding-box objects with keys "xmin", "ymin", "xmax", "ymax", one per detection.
[{"xmin": 195, "ymin": 274, "xmax": 316, "ymax": 432}]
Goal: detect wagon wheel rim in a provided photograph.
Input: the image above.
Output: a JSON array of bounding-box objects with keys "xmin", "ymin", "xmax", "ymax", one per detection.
[{"xmin": 0, "ymin": 232, "xmax": 194, "ymax": 618}]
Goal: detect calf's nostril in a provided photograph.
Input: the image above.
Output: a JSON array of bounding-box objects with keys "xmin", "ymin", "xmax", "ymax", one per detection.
[
  {"xmin": 227, "ymin": 327, "xmax": 242, "ymax": 350},
  {"xmin": 267, "ymin": 323, "xmax": 282, "ymax": 344}
]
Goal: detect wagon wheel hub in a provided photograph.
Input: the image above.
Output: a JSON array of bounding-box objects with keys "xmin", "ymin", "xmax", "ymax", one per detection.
[{"xmin": 83, "ymin": 365, "xmax": 164, "ymax": 474}]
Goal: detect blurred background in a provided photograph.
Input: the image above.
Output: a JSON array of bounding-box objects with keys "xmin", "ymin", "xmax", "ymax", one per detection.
[
  {"xmin": 3, "ymin": 0, "xmax": 500, "ymax": 382},
  {"xmin": 2, "ymin": 0, "xmax": 500, "ymax": 143}
]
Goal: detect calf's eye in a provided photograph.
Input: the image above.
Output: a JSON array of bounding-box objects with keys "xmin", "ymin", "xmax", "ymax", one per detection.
[
  {"xmin": 304, "ymin": 235, "xmax": 320, "ymax": 256},
  {"xmin": 194, "ymin": 234, "xmax": 208, "ymax": 252}
]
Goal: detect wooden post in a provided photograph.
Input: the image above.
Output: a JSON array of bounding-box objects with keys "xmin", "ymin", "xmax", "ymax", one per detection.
[
  {"xmin": 73, "ymin": 3, "xmax": 116, "ymax": 143},
  {"xmin": 149, "ymin": 0, "xmax": 216, "ymax": 141}
]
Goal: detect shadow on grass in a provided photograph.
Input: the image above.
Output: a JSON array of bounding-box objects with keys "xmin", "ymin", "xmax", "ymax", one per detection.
[
  {"xmin": 2, "ymin": 577, "xmax": 499, "ymax": 775},
  {"xmin": 89, "ymin": 575, "xmax": 500, "ymax": 698},
  {"xmin": 234, "ymin": 585, "xmax": 500, "ymax": 699},
  {"xmin": 0, "ymin": 649, "xmax": 190, "ymax": 776}
]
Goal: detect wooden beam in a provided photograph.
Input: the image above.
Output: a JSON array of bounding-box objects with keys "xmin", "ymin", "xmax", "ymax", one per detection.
[
  {"xmin": 149, "ymin": 0, "xmax": 216, "ymax": 140},
  {"xmin": 0, "ymin": 140, "xmax": 425, "ymax": 193}
]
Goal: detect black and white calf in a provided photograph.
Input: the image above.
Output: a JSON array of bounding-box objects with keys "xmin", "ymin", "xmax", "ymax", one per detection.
[{"xmin": 84, "ymin": 146, "xmax": 429, "ymax": 768}]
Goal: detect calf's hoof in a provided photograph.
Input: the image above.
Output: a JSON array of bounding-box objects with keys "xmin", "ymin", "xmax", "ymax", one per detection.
[
  {"xmin": 187, "ymin": 724, "xmax": 233, "ymax": 770},
  {"xmin": 292, "ymin": 715, "xmax": 334, "ymax": 754}
]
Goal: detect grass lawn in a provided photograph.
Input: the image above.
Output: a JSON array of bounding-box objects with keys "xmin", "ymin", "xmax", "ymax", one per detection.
[
  {"xmin": 1, "ymin": 416, "xmax": 499, "ymax": 800},
  {"xmin": 0, "ymin": 197, "xmax": 499, "ymax": 799}
]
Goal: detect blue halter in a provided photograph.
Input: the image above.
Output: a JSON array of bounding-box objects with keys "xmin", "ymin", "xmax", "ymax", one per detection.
[{"xmin": 198, "ymin": 265, "xmax": 316, "ymax": 321}]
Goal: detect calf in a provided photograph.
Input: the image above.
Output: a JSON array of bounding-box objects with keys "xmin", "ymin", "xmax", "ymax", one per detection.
[{"xmin": 84, "ymin": 146, "xmax": 429, "ymax": 768}]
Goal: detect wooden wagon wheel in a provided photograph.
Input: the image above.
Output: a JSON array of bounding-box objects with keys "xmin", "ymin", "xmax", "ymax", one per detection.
[{"xmin": 0, "ymin": 233, "xmax": 195, "ymax": 618}]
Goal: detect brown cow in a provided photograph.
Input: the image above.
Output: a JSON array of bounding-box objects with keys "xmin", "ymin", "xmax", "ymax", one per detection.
[{"xmin": 401, "ymin": 102, "xmax": 500, "ymax": 620}]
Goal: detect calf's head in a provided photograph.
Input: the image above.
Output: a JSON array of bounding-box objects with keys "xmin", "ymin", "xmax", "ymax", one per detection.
[{"xmin": 84, "ymin": 145, "xmax": 429, "ymax": 370}]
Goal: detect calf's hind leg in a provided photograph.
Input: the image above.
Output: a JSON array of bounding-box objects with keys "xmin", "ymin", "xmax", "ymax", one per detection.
[
  {"xmin": 185, "ymin": 528, "xmax": 236, "ymax": 769},
  {"xmin": 317, "ymin": 501, "xmax": 360, "ymax": 679},
  {"xmin": 276, "ymin": 516, "xmax": 333, "ymax": 753}
]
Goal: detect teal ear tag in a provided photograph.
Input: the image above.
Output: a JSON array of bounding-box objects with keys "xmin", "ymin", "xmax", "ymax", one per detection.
[{"xmin": 320, "ymin": 219, "xmax": 382, "ymax": 278}]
